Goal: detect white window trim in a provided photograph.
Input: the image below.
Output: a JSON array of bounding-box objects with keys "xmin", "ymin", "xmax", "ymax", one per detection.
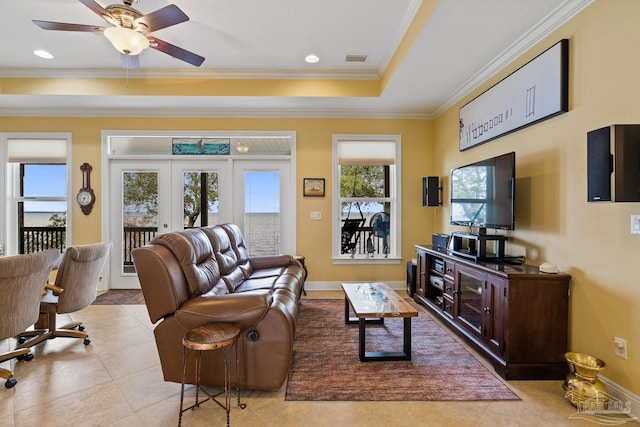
[
  {"xmin": 331, "ymin": 134, "xmax": 402, "ymax": 264},
  {"xmin": 1, "ymin": 133, "xmax": 72, "ymax": 256}
]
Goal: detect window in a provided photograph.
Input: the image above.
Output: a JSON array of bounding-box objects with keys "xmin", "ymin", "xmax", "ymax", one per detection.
[
  {"xmin": 3, "ymin": 137, "xmax": 70, "ymax": 255},
  {"xmin": 332, "ymin": 135, "xmax": 401, "ymax": 263},
  {"xmin": 19, "ymin": 164, "xmax": 67, "ymax": 253}
]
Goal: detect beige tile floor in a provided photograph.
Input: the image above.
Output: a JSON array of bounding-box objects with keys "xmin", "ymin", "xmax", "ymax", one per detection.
[{"xmin": 0, "ymin": 291, "xmax": 619, "ymax": 427}]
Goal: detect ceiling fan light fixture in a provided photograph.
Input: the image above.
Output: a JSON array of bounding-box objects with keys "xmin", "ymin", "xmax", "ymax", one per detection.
[{"xmin": 104, "ymin": 26, "xmax": 149, "ymax": 56}]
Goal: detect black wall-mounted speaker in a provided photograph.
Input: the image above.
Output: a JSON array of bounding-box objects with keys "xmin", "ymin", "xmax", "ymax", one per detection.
[
  {"xmin": 422, "ymin": 176, "xmax": 441, "ymax": 207},
  {"xmin": 587, "ymin": 125, "xmax": 640, "ymax": 202}
]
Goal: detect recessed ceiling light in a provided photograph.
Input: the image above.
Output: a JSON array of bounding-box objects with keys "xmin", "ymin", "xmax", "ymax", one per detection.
[
  {"xmin": 305, "ymin": 54, "xmax": 320, "ymax": 64},
  {"xmin": 34, "ymin": 49, "xmax": 54, "ymax": 59}
]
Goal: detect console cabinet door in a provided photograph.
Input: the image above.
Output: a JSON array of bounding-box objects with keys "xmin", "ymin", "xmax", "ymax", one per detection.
[
  {"xmin": 454, "ymin": 264, "xmax": 486, "ymax": 338},
  {"xmin": 483, "ymin": 274, "xmax": 506, "ymax": 356}
]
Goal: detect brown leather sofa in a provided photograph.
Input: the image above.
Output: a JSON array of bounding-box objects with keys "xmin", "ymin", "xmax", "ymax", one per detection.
[{"xmin": 132, "ymin": 223, "xmax": 305, "ymax": 391}]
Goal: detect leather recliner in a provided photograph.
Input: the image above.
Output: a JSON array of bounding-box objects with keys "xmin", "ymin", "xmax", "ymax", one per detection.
[{"xmin": 132, "ymin": 224, "xmax": 304, "ymax": 391}]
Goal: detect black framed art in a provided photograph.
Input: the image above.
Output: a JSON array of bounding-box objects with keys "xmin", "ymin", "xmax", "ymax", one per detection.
[
  {"xmin": 459, "ymin": 39, "xmax": 569, "ymax": 150},
  {"xmin": 303, "ymin": 178, "xmax": 325, "ymax": 197}
]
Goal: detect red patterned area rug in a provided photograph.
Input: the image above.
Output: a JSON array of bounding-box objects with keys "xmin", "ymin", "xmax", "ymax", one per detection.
[
  {"xmin": 93, "ymin": 289, "xmax": 145, "ymax": 305},
  {"xmin": 285, "ymin": 299, "xmax": 519, "ymax": 401}
]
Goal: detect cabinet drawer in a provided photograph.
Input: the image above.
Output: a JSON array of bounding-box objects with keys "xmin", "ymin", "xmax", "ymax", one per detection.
[
  {"xmin": 443, "ymin": 279, "xmax": 455, "ymax": 298},
  {"xmin": 443, "ymin": 260, "xmax": 455, "ymax": 279},
  {"xmin": 443, "ymin": 295, "xmax": 454, "ymax": 319}
]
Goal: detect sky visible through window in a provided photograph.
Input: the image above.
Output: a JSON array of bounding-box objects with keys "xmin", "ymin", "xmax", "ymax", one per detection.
[
  {"xmin": 24, "ymin": 165, "xmax": 280, "ymax": 213},
  {"xmin": 245, "ymin": 171, "xmax": 280, "ymax": 213},
  {"xmin": 24, "ymin": 164, "xmax": 66, "ymax": 212}
]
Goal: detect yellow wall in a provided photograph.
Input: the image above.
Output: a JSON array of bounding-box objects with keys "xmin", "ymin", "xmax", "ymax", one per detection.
[
  {"xmin": 432, "ymin": 0, "xmax": 639, "ymax": 394},
  {"xmin": 0, "ymin": 116, "xmax": 434, "ymax": 283}
]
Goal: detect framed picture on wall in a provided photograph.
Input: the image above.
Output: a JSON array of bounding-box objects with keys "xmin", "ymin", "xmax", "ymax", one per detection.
[
  {"xmin": 303, "ymin": 178, "xmax": 325, "ymax": 197},
  {"xmin": 458, "ymin": 39, "xmax": 569, "ymax": 150}
]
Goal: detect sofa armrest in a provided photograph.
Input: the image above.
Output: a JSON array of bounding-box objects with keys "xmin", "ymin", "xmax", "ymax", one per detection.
[
  {"xmin": 249, "ymin": 255, "xmax": 294, "ymax": 270},
  {"xmin": 175, "ymin": 291, "xmax": 273, "ymax": 331}
]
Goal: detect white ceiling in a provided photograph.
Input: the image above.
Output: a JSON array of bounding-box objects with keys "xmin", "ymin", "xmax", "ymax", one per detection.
[{"xmin": 0, "ymin": 0, "xmax": 593, "ymax": 118}]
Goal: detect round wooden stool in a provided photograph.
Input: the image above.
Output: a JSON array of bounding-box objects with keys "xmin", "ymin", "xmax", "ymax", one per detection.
[{"xmin": 179, "ymin": 322, "xmax": 245, "ymax": 427}]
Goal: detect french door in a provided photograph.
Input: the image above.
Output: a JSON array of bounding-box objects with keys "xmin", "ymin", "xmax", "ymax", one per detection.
[{"xmin": 108, "ymin": 159, "xmax": 291, "ymax": 289}]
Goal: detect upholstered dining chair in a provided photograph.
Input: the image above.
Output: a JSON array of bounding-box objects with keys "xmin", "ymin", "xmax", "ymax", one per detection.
[
  {"xmin": 0, "ymin": 249, "xmax": 60, "ymax": 388},
  {"xmin": 17, "ymin": 241, "xmax": 112, "ymax": 350}
]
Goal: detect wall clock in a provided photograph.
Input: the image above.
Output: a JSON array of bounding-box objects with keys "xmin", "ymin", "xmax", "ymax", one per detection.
[{"xmin": 77, "ymin": 162, "xmax": 96, "ymax": 215}]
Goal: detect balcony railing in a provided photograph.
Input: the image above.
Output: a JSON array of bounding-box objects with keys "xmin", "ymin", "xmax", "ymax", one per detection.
[
  {"xmin": 20, "ymin": 226, "xmax": 66, "ymax": 254},
  {"xmin": 18, "ymin": 225, "xmax": 159, "ymax": 273},
  {"xmin": 342, "ymin": 226, "xmax": 388, "ymax": 257},
  {"xmin": 20, "ymin": 225, "xmax": 386, "ymax": 267},
  {"xmin": 123, "ymin": 226, "xmax": 158, "ymax": 272}
]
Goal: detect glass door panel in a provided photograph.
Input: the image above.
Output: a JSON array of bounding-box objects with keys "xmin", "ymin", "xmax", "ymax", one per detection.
[
  {"xmin": 172, "ymin": 160, "xmax": 230, "ymax": 230},
  {"xmin": 244, "ymin": 170, "xmax": 281, "ymax": 255},
  {"xmin": 455, "ymin": 265, "xmax": 486, "ymax": 335},
  {"xmin": 233, "ymin": 160, "xmax": 294, "ymax": 256},
  {"xmin": 121, "ymin": 171, "xmax": 159, "ymax": 273},
  {"xmin": 110, "ymin": 161, "xmax": 171, "ymax": 289},
  {"xmin": 182, "ymin": 171, "xmax": 219, "ymax": 228}
]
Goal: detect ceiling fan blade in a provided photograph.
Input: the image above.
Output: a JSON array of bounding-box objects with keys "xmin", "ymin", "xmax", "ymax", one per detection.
[
  {"xmin": 33, "ymin": 20, "xmax": 104, "ymax": 32},
  {"xmin": 135, "ymin": 4, "xmax": 189, "ymax": 33},
  {"xmin": 121, "ymin": 54, "xmax": 140, "ymax": 69},
  {"xmin": 78, "ymin": 0, "xmax": 112, "ymax": 20},
  {"xmin": 149, "ymin": 37, "xmax": 205, "ymax": 67}
]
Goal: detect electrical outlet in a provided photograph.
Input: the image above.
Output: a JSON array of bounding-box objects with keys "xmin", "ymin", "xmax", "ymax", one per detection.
[
  {"xmin": 631, "ymin": 215, "xmax": 640, "ymax": 235},
  {"xmin": 614, "ymin": 337, "xmax": 628, "ymax": 360}
]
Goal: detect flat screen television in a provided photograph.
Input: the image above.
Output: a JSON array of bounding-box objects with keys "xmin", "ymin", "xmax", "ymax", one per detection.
[{"xmin": 450, "ymin": 152, "xmax": 515, "ymax": 231}]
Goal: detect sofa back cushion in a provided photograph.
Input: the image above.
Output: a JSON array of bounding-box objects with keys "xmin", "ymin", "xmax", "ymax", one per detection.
[
  {"xmin": 150, "ymin": 229, "xmax": 225, "ymax": 296},
  {"xmin": 202, "ymin": 226, "xmax": 245, "ymax": 292},
  {"xmin": 220, "ymin": 223, "xmax": 253, "ymax": 277}
]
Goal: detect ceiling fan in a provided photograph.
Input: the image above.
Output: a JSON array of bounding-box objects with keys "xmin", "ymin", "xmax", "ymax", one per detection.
[{"xmin": 33, "ymin": 0, "xmax": 205, "ymax": 67}]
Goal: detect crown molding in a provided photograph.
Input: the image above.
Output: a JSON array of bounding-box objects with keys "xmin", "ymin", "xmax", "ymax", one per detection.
[
  {"xmin": 431, "ymin": 0, "xmax": 594, "ymax": 117},
  {"xmin": 0, "ymin": 106, "xmax": 429, "ymax": 120},
  {"xmin": 377, "ymin": 0, "xmax": 424, "ymax": 76},
  {"xmin": 0, "ymin": 67, "xmax": 379, "ymax": 81}
]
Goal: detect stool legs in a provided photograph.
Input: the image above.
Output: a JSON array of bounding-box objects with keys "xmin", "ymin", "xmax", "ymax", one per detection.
[
  {"xmin": 235, "ymin": 342, "xmax": 246, "ymax": 410},
  {"xmin": 212, "ymin": 343, "xmax": 245, "ymax": 426},
  {"xmin": 179, "ymin": 347, "xmax": 211, "ymax": 426},
  {"xmin": 178, "ymin": 341, "xmax": 245, "ymax": 427},
  {"xmin": 178, "ymin": 346, "xmax": 187, "ymax": 427}
]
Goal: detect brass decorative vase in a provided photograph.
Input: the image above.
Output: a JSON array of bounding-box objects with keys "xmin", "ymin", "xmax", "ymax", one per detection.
[{"xmin": 563, "ymin": 352, "xmax": 608, "ymax": 411}]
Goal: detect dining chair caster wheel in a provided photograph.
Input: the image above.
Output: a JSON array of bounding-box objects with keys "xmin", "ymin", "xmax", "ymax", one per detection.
[
  {"xmin": 5, "ymin": 378, "xmax": 17, "ymax": 388},
  {"xmin": 83, "ymin": 338, "xmax": 91, "ymax": 345},
  {"xmin": 16, "ymin": 353, "xmax": 34, "ymax": 362}
]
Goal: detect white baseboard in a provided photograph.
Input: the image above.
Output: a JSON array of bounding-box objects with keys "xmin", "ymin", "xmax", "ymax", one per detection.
[
  {"xmin": 600, "ymin": 375, "xmax": 640, "ymax": 422},
  {"xmin": 304, "ymin": 281, "xmax": 407, "ymax": 292}
]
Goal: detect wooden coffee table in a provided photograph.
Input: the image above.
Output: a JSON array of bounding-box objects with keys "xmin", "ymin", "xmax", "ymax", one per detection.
[{"xmin": 342, "ymin": 282, "xmax": 418, "ymax": 362}]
